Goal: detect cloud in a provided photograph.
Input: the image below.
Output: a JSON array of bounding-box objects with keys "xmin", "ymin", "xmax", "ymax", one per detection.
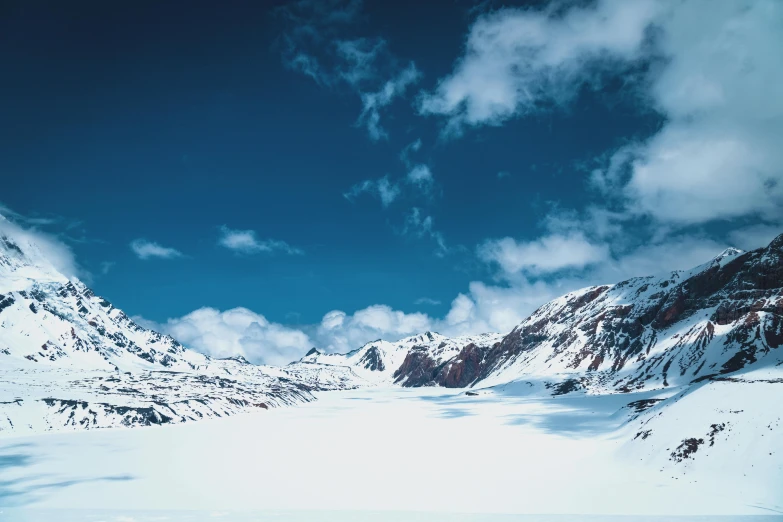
[
  {"xmin": 399, "ymin": 138, "xmax": 422, "ymax": 168},
  {"xmin": 425, "ymin": 0, "xmax": 783, "ymax": 229},
  {"xmin": 278, "ymin": 0, "xmax": 421, "ymax": 140},
  {"xmin": 405, "ymin": 164, "xmax": 435, "ymax": 195},
  {"xmin": 144, "ymin": 307, "xmax": 312, "ymax": 366},
  {"xmin": 478, "ymin": 232, "xmax": 609, "ymax": 277},
  {"xmin": 100, "ymin": 261, "xmax": 115, "ymax": 275},
  {"xmin": 218, "ymin": 226, "xmax": 303, "ymax": 255},
  {"xmin": 497, "ymin": 171, "xmax": 511, "ymax": 179},
  {"xmin": 727, "ymin": 223, "xmax": 783, "ymax": 252},
  {"xmin": 414, "ymin": 297, "xmax": 441, "ymax": 306},
  {"xmin": 403, "ymin": 208, "xmax": 448, "ymax": 257},
  {"xmin": 312, "ymin": 305, "xmax": 433, "ymax": 353},
  {"xmin": 0, "ymin": 212, "xmax": 85, "ymax": 281},
  {"xmin": 344, "ymin": 176, "xmax": 401, "ymax": 207},
  {"xmin": 130, "ymin": 239, "xmax": 183, "ymax": 260},
  {"xmin": 357, "ymin": 63, "xmax": 422, "ymax": 141},
  {"xmin": 419, "ymin": 0, "xmax": 660, "ymax": 133}
]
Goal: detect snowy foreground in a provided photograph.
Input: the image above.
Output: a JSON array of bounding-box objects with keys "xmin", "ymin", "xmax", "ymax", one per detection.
[{"xmin": 1, "ymin": 385, "xmax": 782, "ymax": 521}]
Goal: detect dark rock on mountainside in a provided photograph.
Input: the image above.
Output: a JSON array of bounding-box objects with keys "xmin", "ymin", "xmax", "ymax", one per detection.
[{"xmin": 390, "ymin": 234, "xmax": 783, "ymax": 392}]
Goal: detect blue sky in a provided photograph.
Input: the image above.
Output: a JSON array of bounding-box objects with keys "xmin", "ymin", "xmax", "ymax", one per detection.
[{"xmin": 2, "ymin": 0, "xmax": 782, "ymax": 364}]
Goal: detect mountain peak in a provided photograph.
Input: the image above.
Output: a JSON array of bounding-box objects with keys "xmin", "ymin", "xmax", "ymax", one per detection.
[
  {"xmin": 768, "ymin": 232, "xmax": 783, "ymax": 251},
  {"xmin": 716, "ymin": 247, "xmax": 743, "ymax": 259}
]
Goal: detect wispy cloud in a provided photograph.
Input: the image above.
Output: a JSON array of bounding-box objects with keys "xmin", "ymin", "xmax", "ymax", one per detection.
[
  {"xmin": 343, "ymin": 176, "xmax": 401, "ymax": 207},
  {"xmin": 356, "ymin": 63, "xmax": 422, "ymax": 141},
  {"xmin": 405, "ymin": 164, "xmax": 435, "ymax": 195},
  {"xmin": 218, "ymin": 226, "xmax": 303, "ymax": 255},
  {"xmin": 277, "ymin": 0, "xmax": 421, "ymax": 140},
  {"xmin": 130, "ymin": 239, "xmax": 183, "ymax": 260},
  {"xmin": 99, "ymin": 261, "xmax": 115, "ymax": 275},
  {"xmin": 403, "ymin": 207, "xmax": 448, "ymax": 257},
  {"xmin": 399, "ymin": 138, "xmax": 422, "ymax": 168},
  {"xmin": 414, "ymin": 297, "xmax": 441, "ymax": 306}
]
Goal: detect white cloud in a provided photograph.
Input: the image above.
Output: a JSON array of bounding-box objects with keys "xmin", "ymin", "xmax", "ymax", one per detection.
[
  {"xmin": 147, "ymin": 307, "xmax": 312, "ymax": 366},
  {"xmin": 344, "ymin": 176, "xmax": 401, "ymax": 207},
  {"xmin": 478, "ymin": 232, "xmax": 609, "ymax": 277},
  {"xmin": 312, "ymin": 305, "xmax": 433, "ymax": 353},
  {"xmin": 425, "ymin": 0, "xmax": 783, "ymax": 227},
  {"xmin": 419, "ymin": 0, "xmax": 660, "ymax": 133},
  {"xmin": 130, "ymin": 239, "xmax": 183, "ymax": 260},
  {"xmin": 218, "ymin": 226, "xmax": 303, "ymax": 255},
  {"xmin": 0, "ymin": 213, "xmax": 85, "ymax": 281}
]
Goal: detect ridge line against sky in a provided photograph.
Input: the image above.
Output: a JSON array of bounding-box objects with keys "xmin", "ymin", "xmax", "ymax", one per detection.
[{"xmin": 2, "ymin": 0, "xmax": 782, "ymax": 365}]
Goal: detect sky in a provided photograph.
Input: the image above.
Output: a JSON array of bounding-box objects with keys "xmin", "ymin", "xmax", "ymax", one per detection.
[{"xmin": 2, "ymin": 0, "xmax": 782, "ymax": 365}]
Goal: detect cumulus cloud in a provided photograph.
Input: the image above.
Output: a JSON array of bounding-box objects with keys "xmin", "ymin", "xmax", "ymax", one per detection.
[
  {"xmin": 312, "ymin": 305, "xmax": 433, "ymax": 354},
  {"xmin": 218, "ymin": 226, "xmax": 303, "ymax": 255},
  {"xmin": 478, "ymin": 232, "xmax": 609, "ymax": 277},
  {"xmin": 130, "ymin": 239, "xmax": 183, "ymax": 260},
  {"xmin": 419, "ymin": 0, "xmax": 660, "ymax": 132},
  {"xmin": 146, "ymin": 307, "xmax": 313, "ymax": 366},
  {"xmin": 278, "ymin": 0, "xmax": 421, "ymax": 140},
  {"xmin": 424, "ymin": 0, "xmax": 783, "ymax": 228}
]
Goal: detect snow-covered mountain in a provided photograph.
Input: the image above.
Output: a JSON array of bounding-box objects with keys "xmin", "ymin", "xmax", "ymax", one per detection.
[
  {"xmin": 3, "ymin": 223, "xmax": 782, "ymax": 451},
  {"xmin": 0, "ymin": 231, "xmax": 362, "ymax": 433},
  {"xmin": 299, "ymin": 236, "xmax": 782, "ymax": 399},
  {"xmin": 296, "ymin": 331, "xmax": 503, "ymax": 386}
]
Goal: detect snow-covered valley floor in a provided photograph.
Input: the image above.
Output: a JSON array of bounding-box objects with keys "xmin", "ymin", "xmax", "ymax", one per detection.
[{"xmin": 1, "ymin": 386, "xmax": 781, "ymax": 521}]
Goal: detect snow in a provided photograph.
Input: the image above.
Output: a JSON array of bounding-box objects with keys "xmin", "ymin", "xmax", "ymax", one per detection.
[{"xmin": 0, "ymin": 383, "xmax": 781, "ymax": 518}]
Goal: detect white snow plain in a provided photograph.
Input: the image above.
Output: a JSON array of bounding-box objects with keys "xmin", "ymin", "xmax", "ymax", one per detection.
[{"xmin": 0, "ymin": 384, "xmax": 781, "ymax": 521}]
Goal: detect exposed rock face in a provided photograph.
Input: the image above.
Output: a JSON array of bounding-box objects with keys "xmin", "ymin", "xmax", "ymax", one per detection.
[
  {"xmin": 359, "ymin": 346, "xmax": 385, "ymax": 371},
  {"xmin": 374, "ymin": 235, "xmax": 782, "ymax": 392},
  {"xmin": 393, "ymin": 347, "xmax": 439, "ymax": 386},
  {"xmin": 473, "ymin": 237, "xmax": 783, "ymax": 392}
]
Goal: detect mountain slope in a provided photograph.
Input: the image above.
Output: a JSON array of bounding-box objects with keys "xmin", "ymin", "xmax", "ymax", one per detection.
[
  {"xmin": 295, "ymin": 331, "xmax": 503, "ymax": 386},
  {"xmin": 314, "ymin": 236, "xmax": 780, "ymax": 394},
  {"xmin": 0, "ymin": 231, "xmax": 363, "ymax": 433},
  {"xmin": 476, "ymin": 238, "xmax": 782, "ymax": 392}
]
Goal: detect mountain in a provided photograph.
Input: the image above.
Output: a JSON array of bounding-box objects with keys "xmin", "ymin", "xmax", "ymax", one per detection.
[
  {"xmin": 3, "ymin": 221, "xmax": 782, "ymax": 447},
  {"xmin": 0, "ymin": 230, "xmax": 362, "ymax": 433},
  {"xmin": 296, "ymin": 331, "xmax": 503, "ymax": 386},
  {"xmin": 299, "ymin": 236, "xmax": 783, "ymax": 397}
]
